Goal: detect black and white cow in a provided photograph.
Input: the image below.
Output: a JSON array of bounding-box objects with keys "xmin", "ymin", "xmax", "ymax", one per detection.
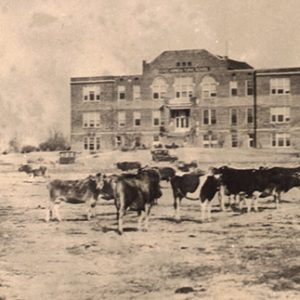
[{"xmin": 170, "ymin": 168, "xmax": 223, "ymax": 222}]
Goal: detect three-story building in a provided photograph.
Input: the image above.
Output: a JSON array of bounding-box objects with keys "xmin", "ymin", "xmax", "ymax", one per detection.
[{"xmin": 70, "ymin": 49, "xmax": 300, "ymax": 151}]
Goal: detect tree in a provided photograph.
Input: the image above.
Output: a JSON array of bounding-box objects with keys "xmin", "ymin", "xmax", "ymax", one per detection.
[{"xmin": 39, "ymin": 129, "xmax": 69, "ymax": 151}]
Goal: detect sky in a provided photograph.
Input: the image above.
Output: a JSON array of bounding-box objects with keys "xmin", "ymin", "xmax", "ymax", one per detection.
[{"xmin": 1, "ymin": 0, "xmax": 300, "ymax": 146}]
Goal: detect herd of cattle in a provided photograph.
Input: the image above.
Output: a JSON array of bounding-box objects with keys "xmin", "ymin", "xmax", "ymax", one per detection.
[{"xmin": 18, "ymin": 161, "xmax": 300, "ymax": 235}]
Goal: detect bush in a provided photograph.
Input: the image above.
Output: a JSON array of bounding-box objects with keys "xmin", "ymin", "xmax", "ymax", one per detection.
[
  {"xmin": 39, "ymin": 130, "xmax": 69, "ymax": 152},
  {"xmin": 21, "ymin": 145, "xmax": 39, "ymax": 153}
]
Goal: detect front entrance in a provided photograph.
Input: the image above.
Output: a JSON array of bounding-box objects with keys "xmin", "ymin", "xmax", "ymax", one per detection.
[{"xmin": 170, "ymin": 109, "xmax": 190, "ymax": 132}]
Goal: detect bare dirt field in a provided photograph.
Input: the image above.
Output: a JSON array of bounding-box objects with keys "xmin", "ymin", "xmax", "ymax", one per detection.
[{"xmin": 0, "ymin": 149, "xmax": 300, "ymax": 300}]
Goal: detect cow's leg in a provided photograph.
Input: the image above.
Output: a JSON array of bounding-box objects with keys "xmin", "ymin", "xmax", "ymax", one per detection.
[
  {"xmin": 143, "ymin": 203, "xmax": 152, "ymax": 231},
  {"xmin": 200, "ymin": 200, "xmax": 207, "ymax": 222},
  {"xmin": 239, "ymin": 194, "xmax": 244, "ymax": 211},
  {"xmin": 137, "ymin": 210, "xmax": 146, "ymax": 231},
  {"xmin": 275, "ymin": 191, "xmax": 281, "ymax": 209},
  {"xmin": 45, "ymin": 202, "xmax": 54, "ymax": 222},
  {"xmin": 86, "ymin": 198, "xmax": 97, "ymax": 220},
  {"xmin": 174, "ymin": 196, "xmax": 181, "ymax": 222},
  {"xmin": 252, "ymin": 192, "xmax": 259, "ymax": 212},
  {"xmin": 218, "ymin": 186, "xmax": 226, "ymax": 211},
  {"xmin": 53, "ymin": 202, "xmax": 61, "ymax": 221},
  {"xmin": 207, "ymin": 200, "xmax": 212, "ymax": 221},
  {"xmin": 245, "ymin": 197, "xmax": 252, "ymax": 213}
]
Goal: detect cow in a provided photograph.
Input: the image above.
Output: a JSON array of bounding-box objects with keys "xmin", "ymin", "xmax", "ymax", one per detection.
[
  {"xmin": 97, "ymin": 169, "xmax": 162, "ymax": 234},
  {"xmin": 170, "ymin": 169, "xmax": 207, "ymax": 221},
  {"xmin": 152, "ymin": 166, "xmax": 176, "ymax": 182},
  {"xmin": 45, "ymin": 174, "xmax": 102, "ymax": 222},
  {"xmin": 18, "ymin": 164, "xmax": 48, "ymax": 178},
  {"xmin": 176, "ymin": 160, "xmax": 198, "ymax": 172},
  {"xmin": 213, "ymin": 166, "xmax": 300, "ymax": 212},
  {"xmin": 116, "ymin": 161, "xmax": 141, "ymax": 172}
]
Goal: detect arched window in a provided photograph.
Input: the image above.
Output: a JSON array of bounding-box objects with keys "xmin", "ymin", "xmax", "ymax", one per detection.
[
  {"xmin": 151, "ymin": 77, "xmax": 167, "ymax": 100},
  {"xmin": 200, "ymin": 76, "xmax": 218, "ymax": 98}
]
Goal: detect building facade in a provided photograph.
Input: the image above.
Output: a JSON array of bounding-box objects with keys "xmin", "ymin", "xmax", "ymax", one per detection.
[{"xmin": 70, "ymin": 49, "xmax": 300, "ymax": 151}]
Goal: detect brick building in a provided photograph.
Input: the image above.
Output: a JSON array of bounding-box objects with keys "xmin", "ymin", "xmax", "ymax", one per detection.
[{"xmin": 70, "ymin": 49, "xmax": 300, "ymax": 151}]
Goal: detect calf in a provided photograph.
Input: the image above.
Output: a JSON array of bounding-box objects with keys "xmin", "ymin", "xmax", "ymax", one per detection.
[
  {"xmin": 116, "ymin": 161, "xmax": 141, "ymax": 171},
  {"xmin": 45, "ymin": 174, "xmax": 102, "ymax": 222},
  {"xmin": 18, "ymin": 164, "xmax": 47, "ymax": 178}
]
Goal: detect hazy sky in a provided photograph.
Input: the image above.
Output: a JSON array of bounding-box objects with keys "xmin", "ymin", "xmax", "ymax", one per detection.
[{"xmin": 1, "ymin": 0, "xmax": 300, "ymax": 145}]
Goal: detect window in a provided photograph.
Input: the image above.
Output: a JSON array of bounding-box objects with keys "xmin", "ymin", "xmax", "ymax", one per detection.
[
  {"xmin": 171, "ymin": 110, "xmax": 190, "ymax": 128},
  {"xmin": 231, "ymin": 108, "xmax": 238, "ymax": 125},
  {"xmin": 231, "ymin": 133, "xmax": 238, "ymax": 148},
  {"xmin": 115, "ymin": 136, "xmax": 123, "ymax": 147},
  {"xmin": 83, "ymin": 85, "xmax": 100, "ymax": 101},
  {"xmin": 118, "ymin": 111, "xmax": 126, "ymax": 127},
  {"xmin": 153, "ymin": 134, "xmax": 160, "ymax": 142},
  {"xmin": 152, "ymin": 111, "xmax": 160, "ymax": 127},
  {"xmin": 118, "ymin": 86, "xmax": 126, "ymax": 100},
  {"xmin": 247, "ymin": 108, "xmax": 254, "ymax": 124},
  {"xmin": 270, "ymin": 107, "xmax": 290, "ymax": 123},
  {"xmin": 133, "ymin": 111, "xmax": 141, "ymax": 127},
  {"xmin": 246, "ymin": 80, "xmax": 253, "ymax": 96},
  {"xmin": 84, "ymin": 137, "xmax": 100, "ymax": 151},
  {"xmin": 174, "ymin": 77, "xmax": 193, "ymax": 99},
  {"xmin": 203, "ymin": 134, "xmax": 218, "ymax": 148},
  {"xmin": 230, "ymin": 81, "xmax": 238, "ymax": 96},
  {"xmin": 201, "ymin": 76, "xmax": 218, "ymax": 98},
  {"xmin": 83, "ymin": 113, "xmax": 100, "ymax": 128},
  {"xmin": 203, "ymin": 109, "xmax": 217, "ymax": 125},
  {"xmin": 248, "ymin": 133, "xmax": 254, "ymax": 148},
  {"xmin": 271, "ymin": 133, "xmax": 290, "ymax": 147},
  {"xmin": 270, "ymin": 78, "xmax": 290, "ymax": 94},
  {"xmin": 133, "ymin": 85, "xmax": 141, "ymax": 101},
  {"xmin": 152, "ymin": 77, "xmax": 167, "ymax": 99}
]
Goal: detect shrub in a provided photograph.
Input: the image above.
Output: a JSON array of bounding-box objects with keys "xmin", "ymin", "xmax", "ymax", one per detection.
[{"xmin": 21, "ymin": 145, "xmax": 39, "ymax": 153}]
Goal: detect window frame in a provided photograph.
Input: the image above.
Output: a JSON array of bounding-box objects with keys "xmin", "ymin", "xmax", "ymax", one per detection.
[
  {"xmin": 82, "ymin": 112, "xmax": 100, "ymax": 128},
  {"xmin": 118, "ymin": 111, "xmax": 126, "ymax": 127},
  {"xmin": 83, "ymin": 85, "xmax": 101, "ymax": 102},
  {"xmin": 203, "ymin": 109, "xmax": 217, "ymax": 125},
  {"xmin": 270, "ymin": 78, "xmax": 290, "ymax": 95}
]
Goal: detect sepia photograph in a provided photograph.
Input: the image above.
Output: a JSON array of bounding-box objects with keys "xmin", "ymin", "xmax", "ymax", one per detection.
[{"xmin": 0, "ymin": 0, "xmax": 300, "ymax": 299}]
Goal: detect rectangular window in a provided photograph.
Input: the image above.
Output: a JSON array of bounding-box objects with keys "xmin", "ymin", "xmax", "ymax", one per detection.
[
  {"xmin": 84, "ymin": 137, "xmax": 100, "ymax": 151},
  {"xmin": 174, "ymin": 77, "xmax": 193, "ymax": 99},
  {"xmin": 271, "ymin": 133, "xmax": 290, "ymax": 147},
  {"xmin": 248, "ymin": 133, "xmax": 254, "ymax": 148},
  {"xmin": 83, "ymin": 113, "xmax": 100, "ymax": 128},
  {"xmin": 115, "ymin": 136, "xmax": 123, "ymax": 147},
  {"xmin": 153, "ymin": 134, "xmax": 159, "ymax": 142},
  {"xmin": 230, "ymin": 81, "xmax": 238, "ymax": 96},
  {"xmin": 247, "ymin": 108, "xmax": 254, "ymax": 124},
  {"xmin": 118, "ymin": 111, "xmax": 126, "ymax": 127},
  {"xmin": 133, "ymin": 111, "xmax": 141, "ymax": 127},
  {"xmin": 231, "ymin": 108, "xmax": 238, "ymax": 125},
  {"xmin": 83, "ymin": 86, "xmax": 100, "ymax": 101},
  {"xmin": 203, "ymin": 134, "xmax": 218, "ymax": 148},
  {"xmin": 246, "ymin": 80, "xmax": 253, "ymax": 96},
  {"xmin": 133, "ymin": 85, "xmax": 141, "ymax": 101},
  {"xmin": 118, "ymin": 86, "xmax": 126, "ymax": 100},
  {"xmin": 203, "ymin": 109, "xmax": 217, "ymax": 125},
  {"xmin": 152, "ymin": 111, "xmax": 160, "ymax": 127},
  {"xmin": 270, "ymin": 78, "xmax": 290, "ymax": 94},
  {"xmin": 270, "ymin": 107, "xmax": 290, "ymax": 123},
  {"xmin": 231, "ymin": 133, "xmax": 238, "ymax": 148}
]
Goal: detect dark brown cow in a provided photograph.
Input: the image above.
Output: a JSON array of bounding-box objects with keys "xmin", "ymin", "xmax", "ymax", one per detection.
[
  {"xmin": 98, "ymin": 169, "xmax": 161, "ymax": 234},
  {"xmin": 45, "ymin": 174, "xmax": 102, "ymax": 222}
]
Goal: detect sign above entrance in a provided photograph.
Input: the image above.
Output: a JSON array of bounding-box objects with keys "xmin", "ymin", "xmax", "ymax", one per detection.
[{"xmin": 159, "ymin": 66, "xmax": 210, "ymax": 74}]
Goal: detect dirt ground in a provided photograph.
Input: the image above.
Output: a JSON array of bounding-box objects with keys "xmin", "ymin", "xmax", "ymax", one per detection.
[{"xmin": 0, "ymin": 150, "xmax": 300, "ymax": 300}]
